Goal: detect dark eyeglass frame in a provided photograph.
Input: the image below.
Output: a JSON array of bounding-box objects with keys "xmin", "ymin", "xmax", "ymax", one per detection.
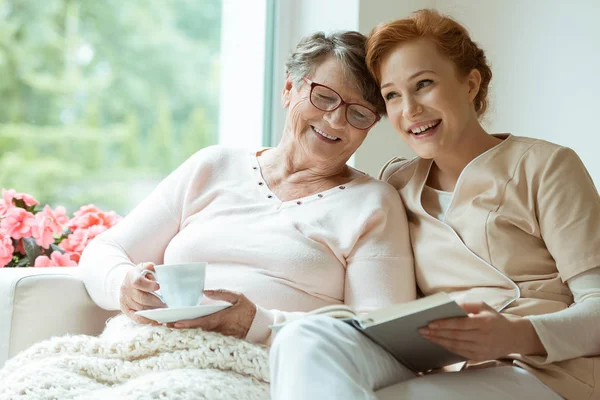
[{"xmin": 302, "ymin": 77, "xmax": 381, "ymax": 130}]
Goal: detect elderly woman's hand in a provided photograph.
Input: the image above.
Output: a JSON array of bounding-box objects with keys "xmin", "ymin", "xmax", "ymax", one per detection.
[
  {"xmin": 120, "ymin": 262, "xmax": 167, "ymax": 325},
  {"xmin": 170, "ymin": 289, "xmax": 257, "ymax": 339}
]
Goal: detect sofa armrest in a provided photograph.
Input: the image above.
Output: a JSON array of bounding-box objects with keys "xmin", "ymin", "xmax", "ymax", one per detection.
[{"xmin": 0, "ymin": 267, "xmax": 119, "ymax": 367}]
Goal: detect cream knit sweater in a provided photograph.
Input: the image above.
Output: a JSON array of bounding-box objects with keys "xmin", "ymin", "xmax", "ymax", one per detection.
[{"xmin": 79, "ymin": 146, "xmax": 416, "ymax": 344}]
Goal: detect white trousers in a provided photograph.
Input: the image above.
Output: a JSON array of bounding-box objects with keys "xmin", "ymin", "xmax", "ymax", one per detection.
[{"xmin": 269, "ymin": 316, "xmax": 562, "ymax": 400}]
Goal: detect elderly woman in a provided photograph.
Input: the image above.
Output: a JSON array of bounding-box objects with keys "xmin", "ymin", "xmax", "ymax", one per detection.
[
  {"xmin": 270, "ymin": 10, "xmax": 600, "ymax": 400},
  {"xmin": 79, "ymin": 31, "xmax": 416, "ymax": 345}
]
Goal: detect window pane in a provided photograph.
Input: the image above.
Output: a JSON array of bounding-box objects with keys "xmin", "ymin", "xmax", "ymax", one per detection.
[{"xmin": 0, "ymin": 0, "xmax": 222, "ymax": 214}]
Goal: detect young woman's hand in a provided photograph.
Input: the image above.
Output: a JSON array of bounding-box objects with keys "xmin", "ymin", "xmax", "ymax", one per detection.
[
  {"xmin": 419, "ymin": 301, "xmax": 546, "ymax": 361},
  {"xmin": 169, "ymin": 289, "xmax": 257, "ymax": 339}
]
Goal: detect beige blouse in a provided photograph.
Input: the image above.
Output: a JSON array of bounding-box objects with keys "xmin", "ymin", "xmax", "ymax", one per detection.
[
  {"xmin": 423, "ymin": 182, "xmax": 600, "ymax": 363},
  {"xmin": 380, "ymin": 134, "xmax": 600, "ymax": 400}
]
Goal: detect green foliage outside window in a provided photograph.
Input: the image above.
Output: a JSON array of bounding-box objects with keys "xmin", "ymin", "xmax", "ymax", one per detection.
[{"xmin": 0, "ymin": 0, "xmax": 222, "ymax": 214}]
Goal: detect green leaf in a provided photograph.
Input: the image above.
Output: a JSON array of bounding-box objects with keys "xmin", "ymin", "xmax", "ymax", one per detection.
[
  {"xmin": 50, "ymin": 244, "xmax": 65, "ymax": 254},
  {"xmin": 13, "ymin": 198, "xmax": 27, "ymax": 209},
  {"xmin": 4, "ymin": 258, "xmax": 17, "ymax": 268},
  {"xmin": 15, "ymin": 258, "xmax": 30, "ymax": 268},
  {"xmin": 54, "ymin": 231, "xmax": 70, "ymax": 244},
  {"xmin": 22, "ymin": 237, "xmax": 43, "ymax": 264}
]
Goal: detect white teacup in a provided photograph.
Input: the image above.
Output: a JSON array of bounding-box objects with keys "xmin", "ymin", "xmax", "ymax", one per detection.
[{"xmin": 141, "ymin": 262, "xmax": 207, "ymax": 308}]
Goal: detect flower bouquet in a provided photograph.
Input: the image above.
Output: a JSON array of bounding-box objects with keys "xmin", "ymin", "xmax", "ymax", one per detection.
[{"xmin": 0, "ymin": 188, "xmax": 121, "ymax": 268}]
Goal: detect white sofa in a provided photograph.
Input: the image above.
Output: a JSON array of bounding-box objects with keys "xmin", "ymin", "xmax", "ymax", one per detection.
[
  {"xmin": 0, "ymin": 267, "xmax": 118, "ymax": 368},
  {"xmin": 0, "ymin": 267, "xmax": 401, "ymax": 399}
]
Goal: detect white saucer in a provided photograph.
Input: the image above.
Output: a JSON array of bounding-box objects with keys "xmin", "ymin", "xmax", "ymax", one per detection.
[{"xmin": 135, "ymin": 302, "xmax": 232, "ymax": 324}]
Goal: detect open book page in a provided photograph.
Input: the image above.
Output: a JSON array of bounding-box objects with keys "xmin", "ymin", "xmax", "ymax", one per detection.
[
  {"xmin": 355, "ymin": 292, "xmax": 455, "ymax": 329},
  {"xmin": 270, "ymin": 293, "xmax": 454, "ymax": 332},
  {"xmin": 269, "ymin": 293, "xmax": 467, "ymax": 372},
  {"xmin": 350, "ymin": 293, "xmax": 468, "ymax": 372}
]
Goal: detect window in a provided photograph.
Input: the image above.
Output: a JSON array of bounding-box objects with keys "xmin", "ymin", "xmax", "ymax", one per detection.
[{"xmin": 0, "ymin": 0, "xmax": 269, "ymax": 214}]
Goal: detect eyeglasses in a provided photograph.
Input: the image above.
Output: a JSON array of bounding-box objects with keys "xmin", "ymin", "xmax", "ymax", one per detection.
[{"xmin": 302, "ymin": 77, "xmax": 380, "ymax": 130}]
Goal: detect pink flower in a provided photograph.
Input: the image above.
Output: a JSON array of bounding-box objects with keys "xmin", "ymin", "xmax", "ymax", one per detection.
[
  {"xmin": 102, "ymin": 211, "xmax": 122, "ymax": 227},
  {"xmin": 33, "ymin": 255, "xmax": 52, "ymax": 267},
  {"xmin": 65, "ymin": 251, "xmax": 81, "ymax": 263},
  {"xmin": 38, "ymin": 205, "xmax": 69, "ymax": 235},
  {"xmin": 32, "ymin": 228, "xmax": 54, "ymax": 248},
  {"xmin": 34, "ymin": 251, "xmax": 77, "ymax": 267},
  {"xmin": 0, "ymin": 233, "xmax": 14, "ymax": 267},
  {"xmin": 0, "ymin": 199, "xmax": 11, "ymax": 218},
  {"xmin": 68, "ymin": 212, "xmax": 104, "ymax": 231},
  {"xmin": 2, "ymin": 189, "xmax": 39, "ymax": 208},
  {"xmin": 73, "ymin": 204, "xmax": 102, "ymax": 218},
  {"xmin": 0, "ymin": 207, "xmax": 36, "ymax": 240},
  {"xmin": 59, "ymin": 228, "xmax": 92, "ymax": 255},
  {"xmin": 31, "ymin": 205, "xmax": 69, "ymax": 248},
  {"xmin": 87, "ymin": 224, "xmax": 108, "ymax": 239},
  {"xmin": 67, "ymin": 204, "xmax": 120, "ymax": 231}
]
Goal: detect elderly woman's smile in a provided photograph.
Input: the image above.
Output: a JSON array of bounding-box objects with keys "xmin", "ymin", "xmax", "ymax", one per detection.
[
  {"xmin": 279, "ymin": 55, "xmax": 382, "ymax": 167},
  {"xmin": 311, "ymin": 125, "xmax": 340, "ymax": 142}
]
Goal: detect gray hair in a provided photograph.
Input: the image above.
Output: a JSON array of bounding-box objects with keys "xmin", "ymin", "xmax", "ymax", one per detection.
[{"xmin": 285, "ymin": 31, "xmax": 386, "ymax": 116}]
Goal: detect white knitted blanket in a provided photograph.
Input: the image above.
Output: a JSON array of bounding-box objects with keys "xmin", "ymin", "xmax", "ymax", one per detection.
[{"xmin": 0, "ymin": 315, "xmax": 270, "ymax": 400}]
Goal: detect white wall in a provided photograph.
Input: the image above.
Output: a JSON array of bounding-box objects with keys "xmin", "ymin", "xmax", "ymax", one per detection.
[
  {"xmin": 434, "ymin": 0, "xmax": 600, "ymax": 185},
  {"xmin": 355, "ymin": 0, "xmax": 600, "ymax": 183}
]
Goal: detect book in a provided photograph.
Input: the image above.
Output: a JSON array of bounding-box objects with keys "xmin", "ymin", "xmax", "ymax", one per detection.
[{"xmin": 271, "ymin": 292, "xmax": 468, "ymax": 373}]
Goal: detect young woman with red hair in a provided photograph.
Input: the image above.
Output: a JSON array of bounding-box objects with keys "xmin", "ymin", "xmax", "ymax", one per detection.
[{"xmin": 270, "ymin": 9, "xmax": 599, "ymax": 400}]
